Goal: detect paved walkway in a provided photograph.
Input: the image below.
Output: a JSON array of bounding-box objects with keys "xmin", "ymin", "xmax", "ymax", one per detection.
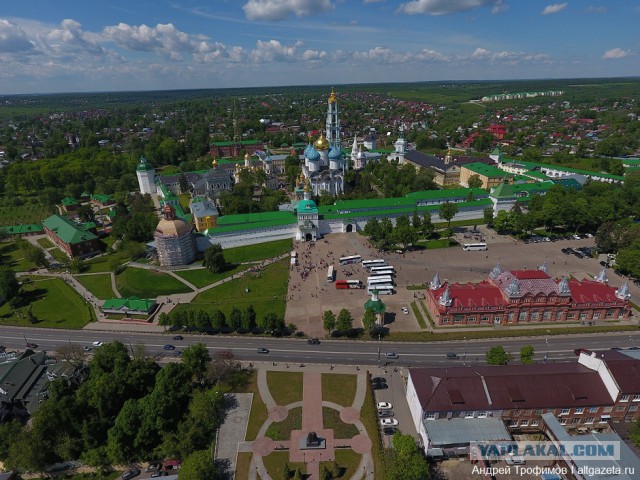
[
  {"xmin": 245, "ymin": 364, "xmax": 374, "ymax": 480},
  {"xmin": 215, "ymin": 393, "xmax": 252, "ymax": 476}
]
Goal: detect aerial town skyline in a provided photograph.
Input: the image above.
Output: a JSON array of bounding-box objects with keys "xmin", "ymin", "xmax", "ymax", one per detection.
[{"xmin": 0, "ymin": 0, "xmax": 637, "ymax": 94}]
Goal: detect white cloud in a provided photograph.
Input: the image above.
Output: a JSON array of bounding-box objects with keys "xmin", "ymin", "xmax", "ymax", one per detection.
[
  {"xmin": 602, "ymin": 48, "xmax": 630, "ymax": 59},
  {"xmin": 396, "ymin": 0, "xmax": 507, "ymax": 16},
  {"xmin": 0, "ymin": 19, "xmax": 34, "ymax": 52},
  {"xmin": 46, "ymin": 19, "xmax": 105, "ymax": 56},
  {"xmin": 250, "ymin": 39, "xmax": 303, "ymax": 62},
  {"xmin": 585, "ymin": 6, "xmax": 608, "ymax": 14},
  {"xmin": 461, "ymin": 47, "xmax": 550, "ymax": 64},
  {"xmin": 243, "ymin": 0, "xmax": 334, "ymax": 21},
  {"xmin": 471, "ymin": 47, "xmax": 490, "ymax": 59},
  {"xmin": 541, "ymin": 3, "xmax": 568, "ymax": 15}
]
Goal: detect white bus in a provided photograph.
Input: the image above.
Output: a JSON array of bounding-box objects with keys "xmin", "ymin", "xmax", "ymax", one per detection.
[
  {"xmin": 339, "ymin": 255, "xmax": 362, "ymax": 265},
  {"xmin": 362, "ymin": 259, "xmax": 386, "ymax": 269},
  {"xmin": 367, "ymin": 276, "xmax": 394, "ymax": 286},
  {"xmin": 463, "ymin": 243, "xmax": 488, "ymax": 251},
  {"xmin": 367, "ymin": 285, "xmax": 395, "ymax": 295},
  {"xmin": 370, "ymin": 265, "xmax": 394, "ymax": 273},
  {"xmin": 327, "ymin": 265, "xmax": 335, "ymax": 282},
  {"xmin": 369, "ymin": 269, "xmax": 395, "ymax": 277}
]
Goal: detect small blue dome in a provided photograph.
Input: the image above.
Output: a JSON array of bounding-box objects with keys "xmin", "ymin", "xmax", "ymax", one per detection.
[
  {"xmin": 307, "ymin": 146, "xmax": 320, "ymax": 161},
  {"xmin": 303, "ymin": 142, "xmax": 313, "ymax": 156},
  {"xmin": 329, "ymin": 146, "xmax": 342, "ymax": 160}
]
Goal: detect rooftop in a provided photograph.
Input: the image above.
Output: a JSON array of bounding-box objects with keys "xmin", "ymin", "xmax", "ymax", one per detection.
[
  {"xmin": 42, "ymin": 215, "xmax": 98, "ymax": 245},
  {"xmin": 424, "ymin": 417, "xmax": 511, "ymax": 448}
]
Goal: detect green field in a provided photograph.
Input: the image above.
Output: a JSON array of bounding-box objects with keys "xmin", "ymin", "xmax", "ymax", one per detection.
[
  {"xmin": 0, "ymin": 242, "xmax": 38, "ymax": 271},
  {"xmin": 49, "ymin": 248, "xmax": 70, "ymax": 264},
  {"xmin": 320, "ymin": 449, "xmax": 361, "ymax": 480},
  {"xmin": 83, "ymin": 252, "xmax": 129, "ymax": 273},
  {"xmin": 0, "ymin": 204, "xmax": 53, "ymax": 226},
  {"xmin": 262, "ymin": 451, "xmax": 305, "ymax": 480},
  {"xmin": 174, "ymin": 264, "xmax": 248, "ymax": 288},
  {"xmin": 75, "ymin": 273, "xmax": 115, "ymax": 299},
  {"xmin": 115, "ymin": 267, "xmax": 193, "ymax": 298},
  {"xmin": 323, "ymin": 407, "xmax": 359, "ymax": 439},
  {"xmin": 37, "ymin": 237, "xmax": 54, "ymax": 248},
  {"xmin": 265, "ymin": 407, "xmax": 302, "ymax": 441},
  {"xmin": 0, "ymin": 277, "xmax": 94, "ymax": 328},
  {"xmin": 267, "ymin": 371, "xmax": 303, "ymax": 406},
  {"xmin": 172, "ymin": 259, "xmax": 289, "ymax": 320},
  {"xmin": 321, "ymin": 373, "xmax": 357, "ymax": 407},
  {"xmin": 224, "ymin": 239, "xmax": 292, "ymax": 264}
]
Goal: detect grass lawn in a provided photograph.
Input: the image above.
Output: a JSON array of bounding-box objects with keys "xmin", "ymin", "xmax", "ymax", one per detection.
[
  {"xmin": 267, "ymin": 371, "xmax": 303, "ymax": 406},
  {"xmin": 49, "ymin": 248, "xmax": 70, "ymax": 264},
  {"xmin": 37, "ymin": 237, "xmax": 55, "ymax": 248},
  {"xmin": 410, "ymin": 302, "xmax": 428, "ymax": 329},
  {"xmin": 0, "ymin": 242, "xmax": 38, "ymax": 271},
  {"xmin": 224, "ymin": 239, "xmax": 292, "ymax": 264},
  {"xmin": 235, "ymin": 452, "xmax": 252, "ymax": 480},
  {"xmin": 321, "ymin": 373, "xmax": 357, "ymax": 407},
  {"xmin": 84, "ymin": 251, "xmax": 128, "ymax": 273},
  {"xmin": 172, "ymin": 259, "xmax": 289, "ymax": 321},
  {"xmin": 265, "ymin": 407, "xmax": 302, "ymax": 441},
  {"xmin": 362, "ymin": 379, "xmax": 385, "ymax": 480},
  {"xmin": 414, "ymin": 238, "xmax": 458, "ymax": 249},
  {"xmin": 75, "ymin": 273, "xmax": 115, "ymax": 299},
  {"xmin": 323, "ymin": 407, "xmax": 359, "ymax": 439},
  {"xmin": 0, "ymin": 204, "xmax": 53, "ymax": 226},
  {"xmin": 174, "ymin": 264, "xmax": 247, "ymax": 289},
  {"xmin": 262, "ymin": 451, "xmax": 305, "ymax": 480},
  {"xmin": 115, "ymin": 267, "xmax": 193, "ymax": 298},
  {"xmin": 320, "ymin": 449, "xmax": 362, "ymax": 479},
  {"xmin": 234, "ymin": 371, "xmax": 268, "ymax": 441},
  {"xmin": 0, "ymin": 277, "xmax": 94, "ymax": 328}
]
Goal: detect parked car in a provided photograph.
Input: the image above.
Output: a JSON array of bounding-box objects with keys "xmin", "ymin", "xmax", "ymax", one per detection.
[
  {"xmin": 377, "ymin": 402, "xmax": 393, "ymax": 410},
  {"xmin": 163, "ymin": 344, "xmax": 176, "ymax": 350},
  {"xmin": 307, "ymin": 338, "xmax": 320, "ymax": 345},
  {"xmin": 122, "ymin": 469, "xmax": 140, "ymax": 480},
  {"xmin": 380, "ymin": 418, "xmax": 399, "ymax": 426},
  {"xmin": 257, "ymin": 347, "xmax": 269, "ymax": 354},
  {"xmin": 150, "ymin": 472, "xmax": 165, "ymax": 478},
  {"xmin": 383, "ymin": 427, "xmax": 397, "ymax": 435},
  {"xmin": 371, "ymin": 383, "xmax": 388, "ymax": 390},
  {"xmin": 371, "ymin": 377, "xmax": 387, "ymax": 384},
  {"xmin": 401, "ymin": 307, "xmax": 409, "ymax": 315},
  {"xmin": 145, "ymin": 463, "xmax": 161, "ymax": 473},
  {"xmin": 378, "ymin": 410, "xmax": 394, "ymax": 418}
]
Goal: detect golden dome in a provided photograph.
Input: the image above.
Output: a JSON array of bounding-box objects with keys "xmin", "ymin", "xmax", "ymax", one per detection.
[
  {"xmin": 314, "ymin": 133, "xmax": 330, "ymax": 151},
  {"xmin": 212, "ymin": 158, "xmax": 218, "ymax": 168},
  {"xmin": 244, "ymin": 153, "xmax": 250, "ymax": 160},
  {"xmin": 328, "ymin": 87, "xmax": 336, "ymax": 103}
]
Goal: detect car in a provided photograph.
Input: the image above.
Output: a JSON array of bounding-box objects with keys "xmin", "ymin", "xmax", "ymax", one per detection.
[
  {"xmin": 378, "ymin": 410, "xmax": 394, "ymax": 418},
  {"xmin": 257, "ymin": 347, "xmax": 269, "ymax": 354},
  {"xmin": 150, "ymin": 472, "xmax": 165, "ymax": 478},
  {"xmin": 122, "ymin": 469, "xmax": 141, "ymax": 480},
  {"xmin": 173, "ymin": 351, "xmax": 182, "ymax": 356},
  {"xmin": 92, "ymin": 341, "xmax": 103, "ymax": 347},
  {"xmin": 401, "ymin": 307, "xmax": 409, "ymax": 315},
  {"xmin": 145, "ymin": 464, "xmax": 161, "ymax": 473},
  {"xmin": 380, "ymin": 418, "xmax": 399, "ymax": 426},
  {"xmin": 573, "ymin": 234, "xmax": 581, "ymax": 240},
  {"xmin": 585, "ymin": 233, "xmax": 594, "ymax": 238},
  {"xmin": 385, "ymin": 352, "xmax": 399, "ymax": 359},
  {"xmin": 371, "ymin": 383, "xmax": 388, "ymax": 390},
  {"xmin": 83, "ymin": 346, "xmax": 92, "ymax": 352},
  {"xmin": 446, "ymin": 352, "xmax": 459, "ymax": 359},
  {"xmin": 172, "ymin": 335, "xmax": 184, "ymax": 340},
  {"xmin": 382, "ymin": 427, "xmax": 397, "ymax": 435},
  {"xmin": 377, "ymin": 402, "xmax": 393, "ymax": 410},
  {"xmin": 371, "ymin": 377, "xmax": 387, "ymax": 384},
  {"xmin": 164, "ymin": 344, "xmax": 176, "ymax": 350},
  {"xmin": 307, "ymin": 338, "xmax": 320, "ymax": 345}
]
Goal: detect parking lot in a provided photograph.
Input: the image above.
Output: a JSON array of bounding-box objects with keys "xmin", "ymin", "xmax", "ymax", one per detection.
[
  {"xmin": 285, "ymin": 227, "xmax": 636, "ymax": 337},
  {"xmin": 370, "ymin": 369, "xmax": 419, "ymax": 446}
]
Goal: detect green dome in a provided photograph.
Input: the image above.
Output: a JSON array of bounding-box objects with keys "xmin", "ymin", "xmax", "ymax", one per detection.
[
  {"xmin": 364, "ymin": 296, "xmax": 386, "ymax": 314},
  {"xmin": 136, "ymin": 157, "xmax": 154, "ymax": 172},
  {"xmin": 297, "ymin": 199, "xmax": 318, "ymax": 213}
]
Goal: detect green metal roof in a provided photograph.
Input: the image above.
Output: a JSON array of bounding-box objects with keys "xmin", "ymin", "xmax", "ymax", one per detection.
[
  {"xmin": 103, "ymin": 296, "xmax": 156, "ymax": 312},
  {"xmin": 61, "ymin": 197, "xmax": 78, "ymax": 206},
  {"xmin": 463, "ymin": 162, "xmax": 508, "ymax": 178},
  {"xmin": 206, "ymin": 211, "xmax": 297, "ymax": 235},
  {"xmin": 91, "ymin": 193, "xmax": 114, "ymax": 203},
  {"xmin": 136, "ymin": 156, "xmax": 155, "ymax": 172},
  {"xmin": 364, "ymin": 297, "xmax": 386, "ymax": 314},
  {"xmin": 297, "ymin": 199, "xmax": 318, "ymax": 214},
  {"xmin": 210, "ymin": 140, "xmax": 262, "ymax": 146},
  {"xmin": 490, "ymin": 181, "xmax": 554, "ymax": 199},
  {"xmin": 42, "ymin": 215, "xmax": 98, "ymax": 244},
  {"xmin": 507, "ymin": 158, "xmax": 624, "ymax": 182},
  {"xmin": 0, "ymin": 224, "xmax": 44, "ymax": 235}
]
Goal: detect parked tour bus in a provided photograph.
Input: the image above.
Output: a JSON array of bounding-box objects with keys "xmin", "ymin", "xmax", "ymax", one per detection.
[
  {"xmin": 462, "ymin": 243, "xmax": 488, "ymax": 251},
  {"xmin": 327, "ymin": 265, "xmax": 335, "ymax": 282},
  {"xmin": 367, "ymin": 276, "xmax": 394, "ymax": 286},
  {"xmin": 362, "ymin": 259, "xmax": 386, "ymax": 269},
  {"xmin": 367, "ymin": 285, "xmax": 394, "ymax": 295},
  {"xmin": 336, "ymin": 280, "xmax": 363, "ymax": 289},
  {"xmin": 370, "ymin": 265, "xmax": 394, "ymax": 273},
  {"xmin": 368, "ymin": 269, "xmax": 395, "ymax": 277},
  {"xmin": 339, "ymin": 255, "xmax": 362, "ymax": 265}
]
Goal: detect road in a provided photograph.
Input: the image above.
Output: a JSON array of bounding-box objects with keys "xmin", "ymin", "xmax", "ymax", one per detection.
[{"xmin": 3, "ymin": 325, "xmax": 640, "ymax": 366}]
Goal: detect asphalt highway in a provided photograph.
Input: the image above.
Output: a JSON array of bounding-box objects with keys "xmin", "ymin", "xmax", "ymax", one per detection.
[{"xmin": 2, "ymin": 325, "xmax": 639, "ymax": 367}]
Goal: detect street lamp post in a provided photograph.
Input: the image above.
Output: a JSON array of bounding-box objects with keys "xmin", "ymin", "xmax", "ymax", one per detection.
[
  {"xmin": 463, "ymin": 336, "xmax": 467, "ymax": 365},
  {"xmin": 544, "ymin": 338, "xmax": 549, "ymax": 363},
  {"xmin": 377, "ymin": 334, "xmax": 381, "ymax": 363}
]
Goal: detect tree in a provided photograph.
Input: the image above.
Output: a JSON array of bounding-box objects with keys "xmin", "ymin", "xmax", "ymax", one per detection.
[
  {"xmin": 178, "ymin": 173, "xmax": 189, "ymax": 193},
  {"xmin": 323, "ymin": 310, "xmax": 336, "ymax": 333},
  {"xmin": 486, "ymin": 346, "xmax": 510, "ymax": 365},
  {"xmin": 282, "ymin": 461, "xmax": 292, "ymax": 480},
  {"xmin": 25, "ymin": 246, "xmax": 49, "ymax": 268},
  {"xmin": 182, "ymin": 344, "xmax": 211, "ymax": 384},
  {"xmin": 520, "ymin": 345, "xmax": 535, "ymax": 365},
  {"xmin": 203, "ymin": 243, "xmax": 226, "ymax": 274},
  {"xmin": 228, "ymin": 307, "xmax": 242, "ymax": 331},
  {"xmin": 412, "ymin": 210, "xmax": 421, "ymax": 230},
  {"xmin": 468, "ymin": 174, "xmax": 483, "ymax": 189},
  {"xmin": 242, "ymin": 305, "xmax": 257, "ymax": 331},
  {"xmin": 387, "ymin": 432, "xmax": 430, "ymax": 480},
  {"xmin": 211, "ymin": 309, "xmax": 226, "ymax": 331},
  {"xmin": 615, "ymin": 243, "xmax": 640, "ymax": 278},
  {"xmin": 336, "ymin": 308, "xmax": 353, "ymax": 332},
  {"xmin": 179, "ymin": 449, "xmax": 220, "ymax": 480},
  {"xmin": 483, "ymin": 207, "xmax": 494, "ymax": 226},
  {"xmin": 69, "ymin": 257, "xmax": 85, "ymax": 273},
  {"xmin": 0, "ymin": 267, "xmax": 20, "ymax": 303},
  {"xmin": 260, "ymin": 312, "xmax": 283, "ymax": 332},
  {"xmin": 438, "ymin": 202, "xmax": 459, "ymax": 229},
  {"xmin": 422, "ymin": 211, "xmax": 435, "ymax": 237},
  {"xmin": 362, "ymin": 308, "xmax": 377, "ymax": 331}
]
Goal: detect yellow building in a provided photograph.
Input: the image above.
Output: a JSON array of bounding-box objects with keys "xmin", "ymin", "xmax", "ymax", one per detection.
[
  {"xmin": 190, "ymin": 196, "xmax": 219, "ymax": 232},
  {"xmin": 459, "ymin": 162, "xmax": 509, "ymax": 189}
]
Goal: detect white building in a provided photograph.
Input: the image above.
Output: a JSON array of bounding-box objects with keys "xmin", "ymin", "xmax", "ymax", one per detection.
[{"xmin": 136, "ymin": 156, "xmax": 156, "ymax": 194}]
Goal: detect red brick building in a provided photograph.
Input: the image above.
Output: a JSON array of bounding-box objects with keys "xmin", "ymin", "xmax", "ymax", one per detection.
[
  {"xmin": 209, "ymin": 140, "xmax": 267, "ymax": 158},
  {"xmin": 425, "ymin": 263, "xmax": 630, "ymax": 326}
]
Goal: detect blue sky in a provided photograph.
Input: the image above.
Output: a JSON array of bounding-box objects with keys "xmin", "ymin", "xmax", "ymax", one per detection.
[{"xmin": 0, "ymin": 1, "xmax": 637, "ymax": 94}]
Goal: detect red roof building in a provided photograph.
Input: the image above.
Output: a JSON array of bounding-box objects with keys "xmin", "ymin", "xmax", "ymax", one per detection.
[{"xmin": 425, "ymin": 264, "xmax": 629, "ymax": 326}]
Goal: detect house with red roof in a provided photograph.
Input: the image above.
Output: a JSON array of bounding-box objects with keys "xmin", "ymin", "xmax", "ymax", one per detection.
[{"xmin": 425, "ymin": 263, "xmax": 629, "ymax": 326}]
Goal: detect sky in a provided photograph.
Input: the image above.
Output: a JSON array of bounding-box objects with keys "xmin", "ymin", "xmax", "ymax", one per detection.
[{"xmin": 0, "ymin": 0, "xmax": 638, "ymax": 94}]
